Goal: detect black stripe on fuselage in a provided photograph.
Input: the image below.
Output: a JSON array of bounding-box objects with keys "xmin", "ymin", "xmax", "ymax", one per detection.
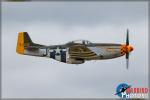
[
  {"xmin": 50, "ymin": 50, "xmax": 56, "ymax": 59},
  {"xmin": 60, "ymin": 50, "xmax": 66, "ymax": 62},
  {"xmin": 49, "ymin": 46, "xmax": 66, "ymax": 63}
]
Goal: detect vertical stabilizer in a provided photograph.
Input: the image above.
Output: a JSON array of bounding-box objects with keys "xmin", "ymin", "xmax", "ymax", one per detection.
[
  {"xmin": 16, "ymin": 32, "xmax": 46, "ymax": 56},
  {"xmin": 16, "ymin": 32, "xmax": 34, "ymax": 54},
  {"xmin": 16, "ymin": 32, "xmax": 25, "ymax": 54}
]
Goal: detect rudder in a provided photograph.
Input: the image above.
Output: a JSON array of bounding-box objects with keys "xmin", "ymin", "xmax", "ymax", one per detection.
[
  {"xmin": 16, "ymin": 32, "xmax": 24, "ymax": 54},
  {"xmin": 16, "ymin": 32, "xmax": 33, "ymax": 54}
]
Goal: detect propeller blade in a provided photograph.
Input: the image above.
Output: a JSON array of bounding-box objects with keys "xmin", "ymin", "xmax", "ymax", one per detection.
[
  {"xmin": 126, "ymin": 29, "xmax": 130, "ymax": 69},
  {"xmin": 126, "ymin": 52, "xmax": 129, "ymax": 59},
  {"xmin": 126, "ymin": 29, "xmax": 129, "ymax": 45},
  {"xmin": 126, "ymin": 58, "xmax": 129, "ymax": 69}
]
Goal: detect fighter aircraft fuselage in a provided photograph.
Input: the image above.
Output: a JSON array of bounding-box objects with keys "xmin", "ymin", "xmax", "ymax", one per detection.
[{"xmin": 16, "ymin": 31, "xmax": 133, "ymax": 65}]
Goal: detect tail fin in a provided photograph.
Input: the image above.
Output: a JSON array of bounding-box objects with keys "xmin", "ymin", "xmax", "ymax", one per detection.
[
  {"xmin": 16, "ymin": 32, "xmax": 25, "ymax": 54},
  {"xmin": 24, "ymin": 32, "xmax": 33, "ymax": 45},
  {"xmin": 16, "ymin": 32, "xmax": 42, "ymax": 54}
]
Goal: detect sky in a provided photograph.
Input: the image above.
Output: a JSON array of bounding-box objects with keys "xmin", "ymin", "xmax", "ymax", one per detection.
[{"xmin": 1, "ymin": 1, "xmax": 149, "ymax": 98}]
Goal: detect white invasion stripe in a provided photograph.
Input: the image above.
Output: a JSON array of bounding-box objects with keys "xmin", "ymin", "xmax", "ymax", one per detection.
[
  {"xmin": 55, "ymin": 55, "xmax": 61, "ymax": 61},
  {"xmin": 66, "ymin": 48, "xmax": 69, "ymax": 58},
  {"xmin": 66, "ymin": 48, "xmax": 69, "ymax": 62}
]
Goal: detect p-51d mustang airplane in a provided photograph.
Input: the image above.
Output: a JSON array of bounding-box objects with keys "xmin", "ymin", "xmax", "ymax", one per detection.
[{"xmin": 16, "ymin": 30, "xmax": 133, "ymax": 69}]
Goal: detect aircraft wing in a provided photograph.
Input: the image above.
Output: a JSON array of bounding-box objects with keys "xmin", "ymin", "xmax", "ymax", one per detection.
[
  {"xmin": 69, "ymin": 45, "xmax": 98, "ymax": 60},
  {"xmin": 87, "ymin": 47, "xmax": 107, "ymax": 56}
]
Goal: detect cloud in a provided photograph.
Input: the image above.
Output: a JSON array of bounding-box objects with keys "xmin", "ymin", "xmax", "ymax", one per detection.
[{"xmin": 2, "ymin": 2, "xmax": 148, "ymax": 25}]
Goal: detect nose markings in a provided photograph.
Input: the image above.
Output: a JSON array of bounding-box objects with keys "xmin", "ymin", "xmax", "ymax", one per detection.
[{"xmin": 120, "ymin": 45, "xmax": 134, "ymax": 55}]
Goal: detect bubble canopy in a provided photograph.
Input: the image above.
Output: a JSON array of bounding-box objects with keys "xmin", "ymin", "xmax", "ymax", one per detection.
[{"xmin": 67, "ymin": 40, "xmax": 92, "ymax": 45}]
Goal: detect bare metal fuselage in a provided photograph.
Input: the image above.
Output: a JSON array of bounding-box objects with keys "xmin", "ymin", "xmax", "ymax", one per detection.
[
  {"xmin": 23, "ymin": 43, "xmax": 124, "ymax": 64},
  {"xmin": 16, "ymin": 32, "xmax": 133, "ymax": 64}
]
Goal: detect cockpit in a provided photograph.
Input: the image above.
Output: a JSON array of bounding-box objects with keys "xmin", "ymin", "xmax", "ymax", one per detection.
[{"xmin": 67, "ymin": 40, "xmax": 92, "ymax": 45}]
